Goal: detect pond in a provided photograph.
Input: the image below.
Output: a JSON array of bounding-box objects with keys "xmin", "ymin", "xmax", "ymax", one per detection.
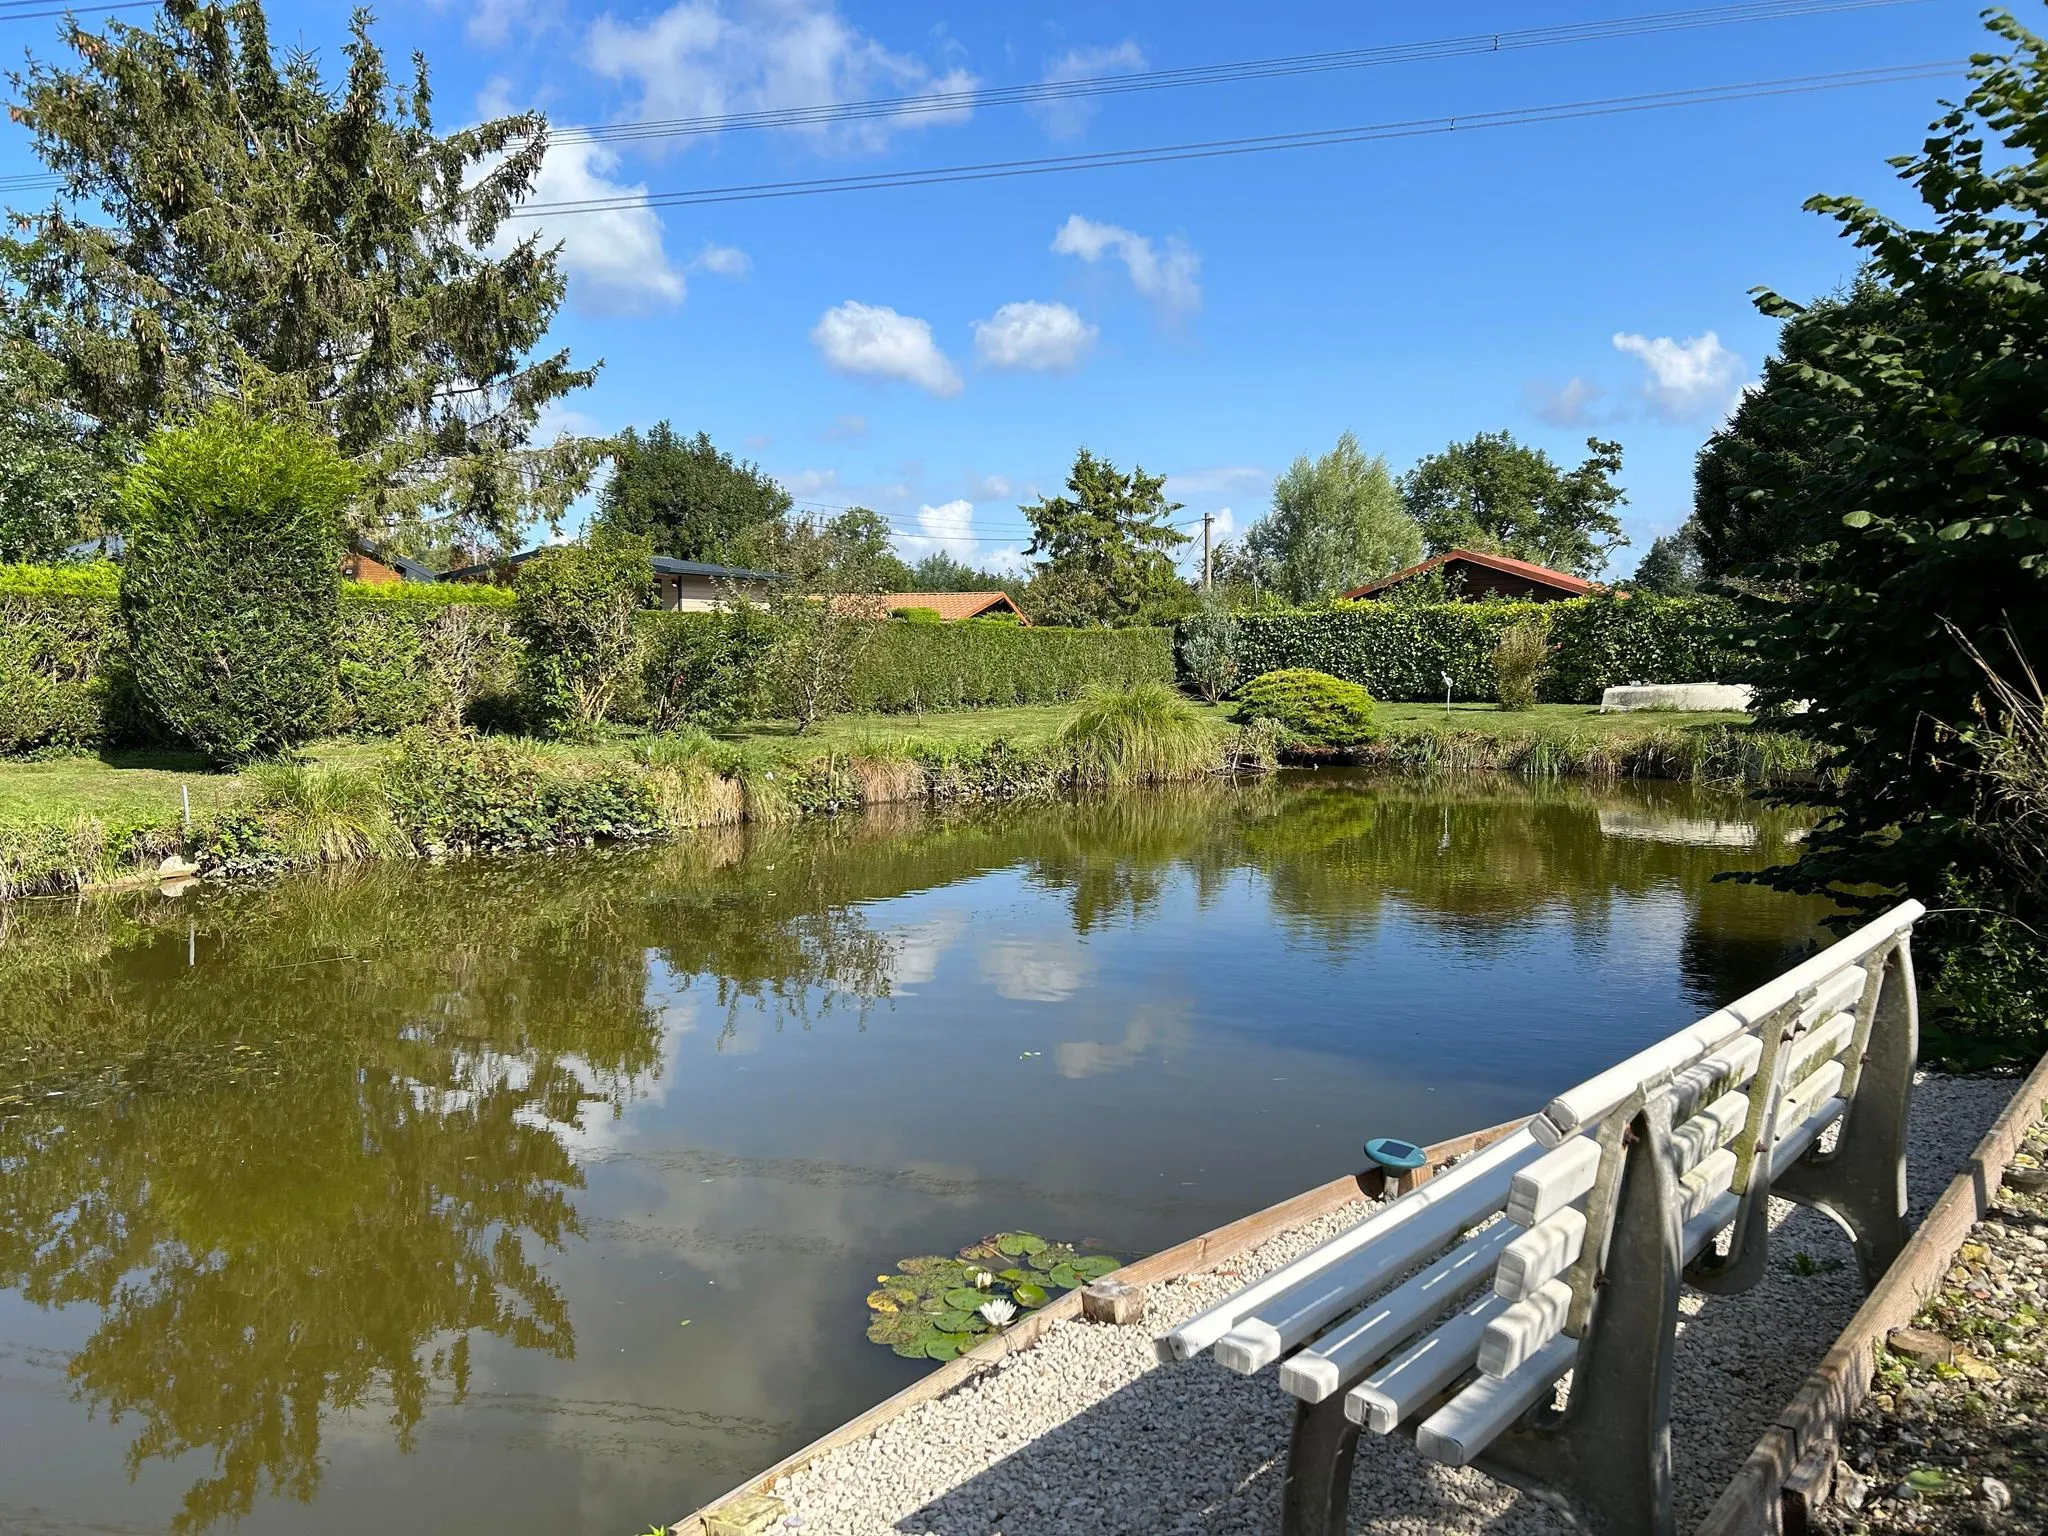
[{"xmin": 0, "ymin": 772, "xmax": 1831, "ymax": 1536}]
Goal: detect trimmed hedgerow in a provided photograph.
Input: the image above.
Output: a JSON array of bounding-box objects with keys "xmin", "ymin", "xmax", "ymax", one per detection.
[
  {"xmin": 512, "ymin": 530, "xmax": 654, "ymax": 739},
  {"xmin": 0, "ymin": 562, "xmax": 132, "ymax": 754},
  {"xmin": 845, "ymin": 620, "xmax": 1174, "ymax": 712},
  {"xmin": 1214, "ymin": 594, "xmax": 1747, "ymax": 704},
  {"xmin": 342, "ymin": 578, "xmax": 517, "ymax": 606},
  {"xmin": 638, "ymin": 603, "xmax": 780, "ymax": 730},
  {"xmin": 334, "ymin": 600, "xmax": 520, "ymax": 736},
  {"xmin": 119, "ymin": 407, "xmax": 357, "ymax": 763},
  {"xmin": 1233, "ymin": 668, "xmax": 1377, "ymax": 747}
]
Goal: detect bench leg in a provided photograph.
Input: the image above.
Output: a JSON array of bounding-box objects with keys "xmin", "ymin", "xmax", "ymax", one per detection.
[
  {"xmin": 1772, "ymin": 940, "xmax": 1917, "ymax": 1289},
  {"xmin": 1278, "ymin": 1395, "xmax": 1360, "ymax": 1536},
  {"xmin": 1477, "ymin": 1099, "xmax": 1681, "ymax": 1536}
]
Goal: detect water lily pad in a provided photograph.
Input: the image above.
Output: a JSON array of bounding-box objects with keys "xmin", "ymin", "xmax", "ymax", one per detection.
[
  {"xmin": 1027, "ymin": 1243, "xmax": 1079, "ymax": 1272},
  {"xmin": 933, "ymin": 1309, "xmax": 979, "ymax": 1332},
  {"xmin": 943, "ymin": 1287, "xmax": 989, "ymax": 1310},
  {"xmin": 997, "ymin": 1232, "xmax": 1048, "ymax": 1257},
  {"xmin": 926, "ymin": 1332, "xmax": 973, "ymax": 1361},
  {"xmin": 1049, "ymin": 1264, "xmax": 1080, "ymax": 1289},
  {"xmin": 1072, "ymin": 1256, "xmax": 1121, "ymax": 1280},
  {"xmin": 867, "ymin": 1287, "xmax": 917, "ymax": 1314},
  {"xmin": 896, "ymin": 1255, "xmax": 945, "ymax": 1275},
  {"xmin": 998, "ymin": 1267, "xmax": 1032, "ymax": 1284},
  {"xmin": 1011, "ymin": 1282, "xmax": 1049, "ymax": 1308},
  {"xmin": 958, "ymin": 1240, "xmax": 1005, "ymax": 1263},
  {"xmin": 918, "ymin": 1297, "xmax": 951, "ymax": 1316}
]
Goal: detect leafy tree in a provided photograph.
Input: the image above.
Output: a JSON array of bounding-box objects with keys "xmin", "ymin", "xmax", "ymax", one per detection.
[
  {"xmin": 595, "ymin": 423, "xmax": 792, "ymax": 562},
  {"xmin": 747, "ymin": 511, "xmax": 896, "ymax": 731},
  {"xmin": 1692, "ymin": 276, "xmax": 1910, "ymax": 591},
  {"xmin": 0, "ymin": 351, "xmax": 119, "ymax": 562},
  {"xmin": 1243, "ymin": 431, "xmax": 1422, "ymax": 603},
  {"xmin": 1021, "ymin": 448, "xmax": 1191, "ymax": 626},
  {"xmin": 732, "ymin": 505, "xmax": 911, "ymax": 593},
  {"xmin": 641, "ymin": 599, "xmax": 780, "ymax": 730},
  {"xmin": 1176, "ymin": 593, "xmax": 1240, "ymax": 702},
  {"xmin": 119, "ymin": 403, "xmax": 356, "ymax": 763},
  {"xmin": 512, "ymin": 529, "xmax": 653, "ymax": 739},
  {"xmin": 1740, "ymin": 11, "xmax": 2048, "ymax": 1058},
  {"xmin": 1399, "ymin": 432, "xmax": 1628, "ymax": 576},
  {"xmin": 2, "ymin": 1, "xmax": 599, "ymax": 551},
  {"xmin": 1631, "ymin": 521, "xmax": 1705, "ymax": 595},
  {"xmin": 909, "ymin": 549, "xmax": 1027, "ymax": 598}
]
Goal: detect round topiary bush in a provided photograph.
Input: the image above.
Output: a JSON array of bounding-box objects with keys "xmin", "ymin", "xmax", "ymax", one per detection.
[
  {"xmin": 119, "ymin": 404, "xmax": 357, "ymax": 764},
  {"xmin": 1233, "ymin": 667, "xmax": 1376, "ymax": 748}
]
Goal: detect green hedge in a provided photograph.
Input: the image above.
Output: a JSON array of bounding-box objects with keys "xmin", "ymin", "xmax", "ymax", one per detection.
[
  {"xmin": 0, "ymin": 564, "xmax": 130, "ymax": 753},
  {"xmin": 334, "ymin": 600, "xmax": 520, "ymax": 735},
  {"xmin": 1214, "ymin": 595, "xmax": 1747, "ymax": 704},
  {"xmin": 845, "ymin": 620, "xmax": 1174, "ymax": 712}
]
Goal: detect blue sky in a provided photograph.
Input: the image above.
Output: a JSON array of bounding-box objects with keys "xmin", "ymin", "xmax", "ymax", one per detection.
[{"xmin": 1, "ymin": 0, "xmax": 1997, "ymax": 573}]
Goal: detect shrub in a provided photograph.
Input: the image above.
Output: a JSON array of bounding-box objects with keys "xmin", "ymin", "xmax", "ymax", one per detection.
[
  {"xmin": 1176, "ymin": 597, "xmax": 1240, "ymax": 703},
  {"xmin": 512, "ymin": 529, "xmax": 653, "ymax": 738},
  {"xmin": 1233, "ymin": 668, "xmax": 1377, "ymax": 747},
  {"xmin": 118, "ymin": 405, "xmax": 356, "ymax": 764},
  {"xmin": 1061, "ymin": 682, "xmax": 1217, "ymax": 785},
  {"xmin": 380, "ymin": 730, "xmax": 660, "ymax": 851},
  {"xmin": 640, "ymin": 599, "xmax": 781, "ymax": 730},
  {"xmin": 335, "ymin": 599, "xmax": 519, "ymax": 735},
  {"xmin": 892, "ymin": 605, "xmax": 943, "ymax": 623},
  {"xmin": 1493, "ymin": 620, "xmax": 1550, "ymax": 711}
]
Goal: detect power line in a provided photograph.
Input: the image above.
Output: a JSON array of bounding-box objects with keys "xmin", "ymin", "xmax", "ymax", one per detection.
[
  {"xmin": 551, "ymin": 0, "xmax": 1928, "ymax": 147},
  {"xmin": 0, "ymin": 3, "xmax": 156, "ymax": 21},
  {"xmin": 504, "ymin": 61, "xmax": 1961, "ymax": 219}
]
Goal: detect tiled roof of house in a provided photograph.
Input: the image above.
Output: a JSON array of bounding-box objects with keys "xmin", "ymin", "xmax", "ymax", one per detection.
[
  {"xmin": 1343, "ymin": 548, "xmax": 1597, "ymax": 599},
  {"xmin": 869, "ymin": 591, "xmax": 1028, "ymax": 623}
]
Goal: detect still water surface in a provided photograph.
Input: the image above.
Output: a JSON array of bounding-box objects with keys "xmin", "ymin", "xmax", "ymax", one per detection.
[{"xmin": 0, "ymin": 773, "xmax": 1828, "ymax": 1535}]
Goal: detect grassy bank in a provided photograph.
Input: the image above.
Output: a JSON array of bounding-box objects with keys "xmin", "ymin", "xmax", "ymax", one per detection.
[{"xmin": 0, "ymin": 700, "xmax": 1814, "ymax": 899}]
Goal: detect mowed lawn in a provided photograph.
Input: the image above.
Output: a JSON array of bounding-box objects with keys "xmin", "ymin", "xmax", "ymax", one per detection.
[{"xmin": 0, "ymin": 699, "xmax": 1755, "ymax": 827}]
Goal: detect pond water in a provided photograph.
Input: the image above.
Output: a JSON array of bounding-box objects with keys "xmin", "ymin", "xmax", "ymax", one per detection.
[{"xmin": 0, "ymin": 772, "xmax": 1831, "ymax": 1536}]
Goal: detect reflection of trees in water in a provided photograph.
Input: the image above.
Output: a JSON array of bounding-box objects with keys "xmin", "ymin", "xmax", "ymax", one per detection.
[{"xmin": 0, "ymin": 775, "xmax": 1826, "ymax": 1530}]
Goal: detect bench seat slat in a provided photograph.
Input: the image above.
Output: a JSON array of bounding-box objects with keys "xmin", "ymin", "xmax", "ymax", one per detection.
[
  {"xmin": 1495, "ymin": 1207, "xmax": 1586, "ymax": 1301},
  {"xmin": 1278, "ymin": 1221, "xmax": 1514, "ymax": 1403},
  {"xmin": 1345, "ymin": 1291, "xmax": 1509, "ymax": 1434},
  {"xmin": 1156, "ymin": 1128, "xmax": 1540, "ymax": 1364},
  {"xmin": 1507, "ymin": 1135, "xmax": 1600, "ymax": 1227},
  {"xmin": 1479, "ymin": 1277, "xmax": 1573, "ymax": 1379},
  {"xmin": 1414, "ymin": 1334, "xmax": 1579, "ymax": 1465}
]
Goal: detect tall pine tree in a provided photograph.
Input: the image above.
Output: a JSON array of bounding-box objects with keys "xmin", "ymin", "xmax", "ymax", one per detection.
[{"xmin": 2, "ymin": 0, "xmax": 600, "ymax": 551}]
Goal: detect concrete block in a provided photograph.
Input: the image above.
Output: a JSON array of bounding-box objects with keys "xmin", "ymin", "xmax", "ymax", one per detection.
[
  {"xmin": 703, "ymin": 1493, "xmax": 788, "ymax": 1536},
  {"xmin": 1081, "ymin": 1277, "xmax": 1145, "ymax": 1325},
  {"xmin": 1598, "ymin": 683, "xmax": 1754, "ymax": 713}
]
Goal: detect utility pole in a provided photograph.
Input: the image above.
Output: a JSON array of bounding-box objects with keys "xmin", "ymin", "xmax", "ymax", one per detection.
[{"xmin": 1201, "ymin": 512, "xmax": 1214, "ymax": 591}]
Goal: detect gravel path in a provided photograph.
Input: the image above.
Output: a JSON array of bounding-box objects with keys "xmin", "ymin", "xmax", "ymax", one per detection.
[{"xmin": 774, "ymin": 1075, "xmax": 2016, "ymax": 1536}]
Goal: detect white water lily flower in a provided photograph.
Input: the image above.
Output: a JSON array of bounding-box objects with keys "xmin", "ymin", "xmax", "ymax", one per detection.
[
  {"xmin": 978, "ymin": 1297, "xmax": 1017, "ymax": 1328},
  {"xmin": 973, "ymin": 1270, "xmax": 994, "ymax": 1289}
]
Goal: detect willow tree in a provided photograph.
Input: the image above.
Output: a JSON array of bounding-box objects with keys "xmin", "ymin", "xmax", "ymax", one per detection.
[{"xmin": 1, "ymin": 0, "xmax": 600, "ymax": 551}]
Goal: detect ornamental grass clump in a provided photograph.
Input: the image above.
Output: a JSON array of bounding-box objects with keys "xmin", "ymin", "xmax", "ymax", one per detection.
[
  {"xmin": 1060, "ymin": 681, "xmax": 1217, "ymax": 786},
  {"xmin": 1492, "ymin": 620, "xmax": 1550, "ymax": 711},
  {"xmin": 1232, "ymin": 668, "xmax": 1376, "ymax": 748}
]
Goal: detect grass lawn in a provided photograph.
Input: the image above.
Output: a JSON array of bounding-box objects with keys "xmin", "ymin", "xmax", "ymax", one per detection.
[
  {"xmin": 1375, "ymin": 702, "xmax": 1754, "ymax": 736},
  {"xmin": 0, "ymin": 700, "xmax": 1755, "ymax": 829}
]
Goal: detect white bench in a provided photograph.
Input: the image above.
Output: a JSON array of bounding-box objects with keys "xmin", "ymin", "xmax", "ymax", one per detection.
[{"xmin": 1156, "ymin": 901, "xmax": 1924, "ymax": 1536}]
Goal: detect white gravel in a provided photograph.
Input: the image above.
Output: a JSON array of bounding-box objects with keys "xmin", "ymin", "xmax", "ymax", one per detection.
[{"xmin": 774, "ymin": 1075, "xmax": 2016, "ymax": 1536}]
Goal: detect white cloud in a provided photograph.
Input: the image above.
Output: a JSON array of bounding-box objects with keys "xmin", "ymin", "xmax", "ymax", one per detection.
[
  {"xmin": 1052, "ymin": 214, "xmax": 1200, "ymax": 317},
  {"xmin": 1166, "ymin": 465, "xmax": 1267, "ymax": 499},
  {"xmin": 495, "ymin": 139, "xmax": 684, "ymax": 314},
  {"xmin": 912, "ymin": 498, "xmax": 975, "ymax": 558},
  {"xmin": 811, "ymin": 301, "xmax": 963, "ymax": 396},
  {"xmin": 465, "ymin": 0, "xmax": 551, "ymax": 48},
  {"xmin": 691, "ymin": 242, "xmax": 752, "ymax": 277},
  {"xmin": 1032, "ymin": 40, "xmax": 1146, "ymax": 138},
  {"xmin": 820, "ymin": 413, "xmax": 867, "ymax": 442},
  {"xmin": 1612, "ymin": 331, "xmax": 1747, "ymax": 423},
  {"xmin": 980, "ymin": 934, "xmax": 1092, "ymax": 1003},
  {"xmin": 972, "ymin": 300, "xmax": 1097, "ymax": 372},
  {"xmin": 1527, "ymin": 376, "xmax": 1603, "ymax": 428},
  {"xmin": 585, "ymin": 0, "xmax": 977, "ymax": 153},
  {"xmin": 969, "ymin": 473, "xmax": 1010, "ymax": 499}
]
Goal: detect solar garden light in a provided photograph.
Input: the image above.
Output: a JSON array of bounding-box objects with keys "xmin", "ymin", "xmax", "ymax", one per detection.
[{"xmin": 1442, "ymin": 671, "xmax": 1454, "ymax": 713}]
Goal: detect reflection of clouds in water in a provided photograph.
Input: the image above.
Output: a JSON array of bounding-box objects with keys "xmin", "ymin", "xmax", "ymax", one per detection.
[
  {"xmin": 529, "ymin": 985, "xmax": 700, "ymax": 1155},
  {"xmin": 884, "ymin": 910, "xmax": 970, "ymax": 989},
  {"xmin": 1055, "ymin": 1000, "xmax": 1191, "ymax": 1078},
  {"xmin": 979, "ymin": 932, "xmax": 1093, "ymax": 1003}
]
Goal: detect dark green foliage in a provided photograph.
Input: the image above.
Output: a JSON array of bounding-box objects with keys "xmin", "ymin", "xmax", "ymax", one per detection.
[
  {"xmin": 512, "ymin": 531, "xmax": 653, "ymax": 739},
  {"xmin": 1632, "ymin": 523, "xmax": 1705, "ymax": 595},
  {"xmin": 119, "ymin": 406, "xmax": 355, "ymax": 763},
  {"xmin": 1214, "ymin": 595, "xmax": 1743, "ymax": 703},
  {"xmin": 379, "ymin": 731, "xmax": 660, "ymax": 853},
  {"xmin": 0, "ymin": 352, "xmax": 120, "ymax": 563},
  {"xmin": 594, "ymin": 424, "xmax": 792, "ymax": 562},
  {"xmin": 4, "ymin": 1, "xmax": 600, "ymax": 549},
  {"xmin": 1691, "ymin": 277, "xmax": 1909, "ymax": 592},
  {"xmin": 639, "ymin": 601, "xmax": 780, "ymax": 730},
  {"xmin": 1492, "ymin": 621, "xmax": 1550, "ymax": 712},
  {"xmin": 1021, "ymin": 448, "xmax": 1191, "ymax": 625},
  {"xmin": 893, "ymin": 606, "xmax": 944, "ymax": 624},
  {"xmin": 909, "ymin": 549, "xmax": 1026, "ymax": 599},
  {"xmin": 844, "ymin": 622, "xmax": 1174, "ymax": 712},
  {"xmin": 0, "ymin": 563, "xmax": 130, "ymax": 752},
  {"xmin": 1176, "ymin": 596, "xmax": 1240, "ymax": 702},
  {"xmin": 1234, "ymin": 669, "xmax": 1376, "ymax": 747},
  {"xmin": 1400, "ymin": 432, "xmax": 1629, "ymax": 577},
  {"xmin": 1733, "ymin": 15, "xmax": 2048, "ymax": 1057},
  {"xmin": 334, "ymin": 600, "xmax": 519, "ymax": 736},
  {"xmin": 1242, "ymin": 431, "xmax": 1421, "ymax": 603}
]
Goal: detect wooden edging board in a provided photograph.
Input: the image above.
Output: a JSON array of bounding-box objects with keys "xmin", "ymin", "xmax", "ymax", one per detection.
[
  {"xmin": 1695, "ymin": 1051, "xmax": 2048, "ymax": 1536},
  {"xmin": 668, "ymin": 1115, "xmax": 1530, "ymax": 1536}
]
